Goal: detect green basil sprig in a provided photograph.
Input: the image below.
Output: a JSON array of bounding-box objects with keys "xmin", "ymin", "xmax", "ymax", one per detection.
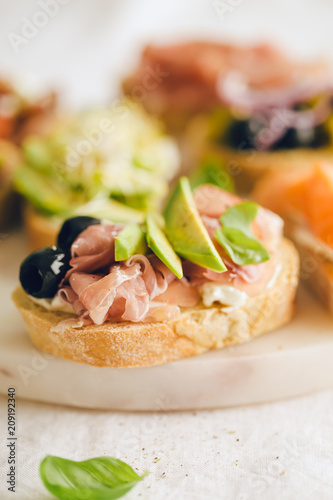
[
  {"xmin": 40, "ymin": 455, "xmax": 148, "ymax": 500},
  {"xmin": 214, "ymin": 201, "xmax": 270, "ymax": 265}
]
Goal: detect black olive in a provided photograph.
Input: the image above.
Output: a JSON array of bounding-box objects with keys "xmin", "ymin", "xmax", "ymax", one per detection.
[
  {"xmin": 220, "ymin": 118, "xmax": 331, "ymax": 152},
  {"xmin": 221, "ymin": 119, "xmax": 255, "ymax": 151},
  {"xmin": 57, "ymin": 216, "xmax": 101, "ymax": 252},
  {"xmin": 271, "ymin": 124, "xmax": 330, "ymax": 150},
  {"xmin": 20, "ymin": 246, "xmax": 70, "ymax": 299}
]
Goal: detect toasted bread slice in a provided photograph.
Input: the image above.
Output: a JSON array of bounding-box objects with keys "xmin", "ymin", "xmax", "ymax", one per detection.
[
  {"xmin": 23, "ymin": 203, "xmax": 60, "ymax": 250},
  {"xmin": 210, "ymin": 144, "xmax": 333, "ymax": 193},
  {"xmin": 12, "ymin": 238, "xmax": 299, "ymax": 368},
  {"xmin": 181, "ymin": 116, "xmax": 333, "ymax": 193},
  {"xmin": 285, "ymin": 222, "xmax": 333, "ymax": 313}
]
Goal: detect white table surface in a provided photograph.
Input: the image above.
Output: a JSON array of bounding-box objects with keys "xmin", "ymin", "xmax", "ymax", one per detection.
[
  {"xmin": 1, "ymin": 0, "xmax": 333, "ymax": 498},
  {"xmin": 1, "ymin": 391, "xmax": 333, "ymax": 500}
]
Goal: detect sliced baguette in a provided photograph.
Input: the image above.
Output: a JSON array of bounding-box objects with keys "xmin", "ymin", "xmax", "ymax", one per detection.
[
  {"xmin": 285, "ymin": 222, "xmax": 333, "ymax": 313},
  {"xmin": 12, "ymin": 238, "xmax": 299, "ymax": 368},
  {"xmin": 208, "ymin": 144, "xmax": 333, "ymax": 193},
  {"xmin": 181, "ymin": 115, "xmax": 333, "ymax": 194},
  {"xmin": 23, "ymin": 204, "xmax": 60, "ymax": 251}
]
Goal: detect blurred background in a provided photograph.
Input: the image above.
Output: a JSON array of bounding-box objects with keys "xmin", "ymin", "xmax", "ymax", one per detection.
[{"xmin": 1, "ymin": 0, "xmax": 333, "ymax": 108}]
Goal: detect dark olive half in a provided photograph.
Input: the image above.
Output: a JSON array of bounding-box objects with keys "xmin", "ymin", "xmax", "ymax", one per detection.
[
  {"xmin": 270, "ymin": 124, "xmax": 330, "ymax": 150},
  {"xmin": 221, "ymin": 119, "xmax": 330, "ymax": 151},
  {"xmin": 20, "ymin": 246, "xmax": 70, "ymax": 299},
  {"xmin": 57, "ymin": 216, "xmax": 101, "ymax": 252}
]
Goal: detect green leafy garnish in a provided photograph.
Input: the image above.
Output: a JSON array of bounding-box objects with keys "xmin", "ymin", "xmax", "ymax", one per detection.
[
  {"xmin": 189, "ymin": 156, "xmax": 235, "ymax": 192},
  {"xmin": 40, "ymin": 455, "xmax": 148, "ymax": 500},
  {"xmin": 214, "ymin": 201, "xmax": 270, "ymax": 265}
]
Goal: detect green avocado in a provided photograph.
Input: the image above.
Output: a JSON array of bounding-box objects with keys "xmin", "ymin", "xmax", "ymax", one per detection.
[
  {"xmin": 146, "ymin": 213, "xmax": 183, "ymax": 279},
  {"xmin": 14, "ymin": 167, "xmax": 72, "ymax": 215},
  {"xmin": 76, "ymin": 198, "xmax": 145, "ymax": 224},
  {"xmin": 164, "ymin": 177, "xmax": 227, "ymax": 272},
  {"xmin": 115, "ymin": 224, "xmax": 147, "ymax": 261},
  {"xmin": 23, "ymin": 138, "xmax": 54, "ymax": 174}
]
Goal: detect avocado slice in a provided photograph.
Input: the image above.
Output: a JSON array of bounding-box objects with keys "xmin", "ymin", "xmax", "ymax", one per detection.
[
  {"xmin": 146, "ymin": 213, "xmax": 183, "ymax": 279},
  {"xmin": 23, "ymin": 138, "xmax": 54, "ymax": 174},
  {"xmin": 14, "ymin": 167, "xmax": 72, "ymax": 215},
  {"xmin": 76, "ymin": 198, "xmax": 145, "ymax": 224},
  {"xmin": 164, "ymin": 177, "xmax": 227, "ymax": 272},
  {"xmin": 115, "ymin": 224, "xmax": 147, "ymax": 261}
]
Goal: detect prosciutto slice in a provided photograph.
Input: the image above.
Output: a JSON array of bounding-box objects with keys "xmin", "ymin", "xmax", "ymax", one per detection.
[
  {"xmin": 64, "ymin": 223, "xmax": 124, "ymax": 280},
  {"xmin": 124, "ymin": 41, "xmax": 333, "ymax": 116},
  {"xmin": 57, "ymin": 286, "xmax": 87, "ymax": 317},
  {"xmin": 156, "ymin": 278, "xmax": 200, "ymax": 307},
  {"xmin": 58, "ymin": 250, "xmax": 197, "ymax": 324},
  {"xmin": 125, "ymin": 254, "xmax": 176, "ymax": 299},
  {"xmin": 183, "ymin": 257, "xmax": 277, "ymax": 297},
  {"xmin": 194, "ymin": 184, "xmax": 241, "ymax": 219},
  {"xmin": 194, "ymin": 184, "xmax": 283, "ymax": 249}
]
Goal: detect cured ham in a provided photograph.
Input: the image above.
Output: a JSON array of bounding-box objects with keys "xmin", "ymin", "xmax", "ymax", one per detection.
[
  {"xmin": 156, "ymin": 278, "xmax": 200, "ymax": 307},
  {"xmin": 78, "ymin": 264, "xmax": 148, "ymax": 324},
  {"xmin": 194, "ymin": 185, "xmax": 282, "ymax": 249},
  {"xmin": 183, "ymin": 255, "xmax": 278, "ymax": 297},
  {"xmin": 125, "ymin": 254, "xmax": 176, "ymax": 299},
  {"xmin": 58, "ymin": 228, "xmax": 197, "ymax": 323},
  {"xmin": 124, "ymin": 41, "xmax": 333, "ymax": 115},
  {"xmin": 194, "ymin": 185, "xmax": 241, "ymax": 218},
  {"xmin": 64, "ymin": 223, "xmax": 124, "ymax": 279}
]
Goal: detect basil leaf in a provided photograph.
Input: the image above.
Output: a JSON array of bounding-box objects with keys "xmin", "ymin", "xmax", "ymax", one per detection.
[
  {"xmin": 40, "ymin": 455, "xmax": 147, "ymax": 500},
  {"xmin": 215, "ymin": 227, "xmax": 270, "ymax": 265},
  {"xmin": 190, "ymin": 157, "xmax": 235, "ymax": 192},
  {"xmin": 220, "ymin": 201, "xmax": 258, "ymax": 235},
  {"xmin": 214, "ymin": 202, "xmax": 270, "ymax": 265}
]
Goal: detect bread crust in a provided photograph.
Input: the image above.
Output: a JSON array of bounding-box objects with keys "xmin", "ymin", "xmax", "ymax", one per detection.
[
  {"xmin": 181, "ymin": 116, "xmax": 333, "ymax": 193},
  {"xmin": 12, "ymin": 238, "xmax": 299, "ymax": 368},
  {"xmin": 23, "ymin": 203, "xmax": 60, "ymax": 250},
  {"xmin": 209, "ymin": 144, "xmax": 333, "ymax": 193},
  {"xmin": 285, "ymin": 224, "xmax": 333, "ymax": 313}
]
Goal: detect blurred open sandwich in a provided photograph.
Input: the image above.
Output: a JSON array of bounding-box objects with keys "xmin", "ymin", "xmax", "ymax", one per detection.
[
  {"xmin": 14, "ymin": 99, "xmax": 180, "ymax": 250},
  {"xmin": 254, "ymin": 162, "xmax": 333, "ymax": 312},
  {"xmin": 124, "ymin": 41, "xmax": 333, "ymax": 191},
  {"xmin": 0, "ymin": 79, "xmax": 57, "ymax": 228}
]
